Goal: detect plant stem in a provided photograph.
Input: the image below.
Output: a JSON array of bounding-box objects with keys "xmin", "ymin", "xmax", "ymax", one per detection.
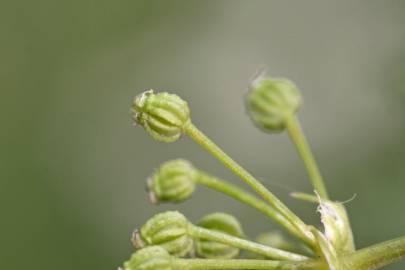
[
  {"xmin": 290, "ymin": 192, "xmax": 319, "ymax": 203},
  {"xmin": 189, "ymin": 223, "xmax": 309, "ymax": 261},
  {"xmin": 184, "ymin": 122, "xmax": 315, "ymax": 246},
  {"xmin": 197, "ymin": 172, "xmax": 308, "ymax": 245},
  {"xmin": 175, "ymin": 258, "xmax": 325, "ymax": 270},
  {"xmin": 344, "ymin": 236, "xmax": 405, "ymax": 270},
  {"xmin": 285, "ymin": 115, "xmax": 329, "ymax": 199}
]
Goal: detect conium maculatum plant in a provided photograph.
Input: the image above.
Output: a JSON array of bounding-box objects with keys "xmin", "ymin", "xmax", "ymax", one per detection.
[{"xmin": 121, "ymin": 71, "xmax": 405, "ymax": 270}]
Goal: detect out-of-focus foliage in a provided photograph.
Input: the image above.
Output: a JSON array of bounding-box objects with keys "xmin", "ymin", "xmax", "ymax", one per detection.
[{"xmin": 1, "ymin": 1, "xmax": 404, "ymax": 269}]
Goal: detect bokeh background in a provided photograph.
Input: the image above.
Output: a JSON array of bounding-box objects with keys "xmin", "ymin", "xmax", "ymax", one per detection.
[{"xmin": 1, "ymin": 1, "xmax": 405, "ymax": 269}]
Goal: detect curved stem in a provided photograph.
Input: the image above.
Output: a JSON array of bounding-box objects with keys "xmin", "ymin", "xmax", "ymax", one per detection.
[
  {"xmin": 184, "ymin": 122, "xmax": 315, "ymax": 246},
  {"xmin": 197, "ymin": 172, "xmax": 308, "ymax": 245},
  {"xmin": 285, "ymin": 115, "xmax": 329, "ymax": 199},
  {"xmin": 344, "ymin": 236, "xmax": 405, "ymax": 270},
  {"xmin": 175, "ymin": 258, "xmax": 325, "ymax": 270},
  {"xmin": 189, "ymin": 225, "xmax": 309, "ymax": 261}
]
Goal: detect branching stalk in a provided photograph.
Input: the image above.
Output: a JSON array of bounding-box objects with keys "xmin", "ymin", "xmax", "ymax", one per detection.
[
  {"xmin": 184, "ymin": 122, "xmax": 315, "ymax": 246},
  {"xmin": 197, "ymin": 172, "xmax": 308, "ymax": 245},
  {"xmin": 189, "ymin": 225, "xmax": 309, "ymax": 261},
  {"xmin": 175, "ymin": 258, "xmax": 325, "ymax": 270},
  {"xmin": 129, "ymin": 87, "xmax": 405, "ymax": 270}
]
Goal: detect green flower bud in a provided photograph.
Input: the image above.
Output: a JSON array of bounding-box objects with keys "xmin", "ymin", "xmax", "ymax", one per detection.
[
  {"xmin": 147, "ymin": 159, "xmax": 197, "ymax": 204},
  {"xmin": 123, "ymin": 246, "xmax": 172, "ymax": 270},
  {"xmin": 138, "ymin": 211, "xmax": 193, "ymax": 257},
  {"xmin": 195, "ymin": 212, "xmax": 244, "ymax": 259},
  {"xmin": 132, "ymin": 90, "xmax": 191, "ymax": 142},
  {"xmin": 246, "ymin": 72, "xmax": 301, "ymax": 132}
]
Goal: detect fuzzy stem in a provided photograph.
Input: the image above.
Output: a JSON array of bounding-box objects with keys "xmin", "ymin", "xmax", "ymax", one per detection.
[
  {"xmin": 285, "ymin": 115, "xmax": 329, "ymax": 199},
  {"xmin": 197, "ymin": 172, "xmax": 309, "ymax": 245},
  {"xmin": 189, "ymin": 224, "xmax": 309, "ymax": 261},
  {"xmin": 344, "ymin": 236, "xmax": 405, "ymax": 270},
  {"xmin": 175, "ymin": 258, "xmax": 325, "ymax": 270},
  {"xmin": 184, "ymin": 122, "xmax": 315, "ymax": 246}
]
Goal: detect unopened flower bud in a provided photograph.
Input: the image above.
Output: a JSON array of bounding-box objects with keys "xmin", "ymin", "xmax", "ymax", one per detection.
[
  {"xmin": 195, "ymin": 212, "xmax": 244, "ymax": 259},
  {"xmin": 132, "ymin": 90, "xmax": 190, "ymax": 142},
  {"xmin": 148, "ymin": 159, "xmax": 197, "ymax": 204},
  {"xmin": 246, "ymin": 72, "xmax": 301, "ymax": 132},
  {"xmin": 123, "ymin": 246, "xmax": 172, "ymax": 270},
  {"xmin": 139, "ymin": 211, "xmax": 193, "ymax": 257}
]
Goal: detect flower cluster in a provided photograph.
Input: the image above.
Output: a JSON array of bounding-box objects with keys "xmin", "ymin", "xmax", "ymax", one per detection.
[{"xmin": 118, "ymin": 71, "xmax": 405, "ymax": 270}]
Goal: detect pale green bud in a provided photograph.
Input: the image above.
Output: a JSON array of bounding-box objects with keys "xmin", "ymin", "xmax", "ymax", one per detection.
[
  {"xmin": 195, "ymin": 212, "xmax": 244, "ymax": 259},
  {"xmin": 132, "ymin": 90, "xmax": 190, "ymax": 142},
  {"xmin": 246, "ymin": 72, "xmax": 301, "ymax": 132},
  {"xmin": 123, "ymin": 246, "xmax": 172, "ymax": 270},
  {"xmin": 147, "ymin": 159, "xmax": 197, "ymax": 204},
  {"xmin": 137, "ymin": 211, "xmax": 193, "ymax": 257}
]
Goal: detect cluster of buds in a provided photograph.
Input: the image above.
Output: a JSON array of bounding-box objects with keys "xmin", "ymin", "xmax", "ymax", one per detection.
[
  {"xmin": 130, "ymin": 211, "xmax": 245, "ymax": 260},
  {"xmin": 120, "ymin": 72, "xmax": 358, "ymax": 270}
]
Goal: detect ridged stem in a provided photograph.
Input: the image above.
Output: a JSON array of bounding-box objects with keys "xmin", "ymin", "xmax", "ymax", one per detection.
[{"xmin": 344, "ymin": 236, "xmax": 405, "ymax": 270}]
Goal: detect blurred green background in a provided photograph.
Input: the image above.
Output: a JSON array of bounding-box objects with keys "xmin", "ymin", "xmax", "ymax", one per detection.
[{"xmin": 1, "ymin": 1, "xmax": 405, "ymax": 269}]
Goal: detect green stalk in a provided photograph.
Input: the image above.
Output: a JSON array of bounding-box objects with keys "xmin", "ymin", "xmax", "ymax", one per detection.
[
  {"xmin": 284, "ymin": 115, "xmax": 329, "ymax": 199},
  {"xmin": 344, "ymin": 236, "xmax": 405, "ymax": 270},
  {"xmin": 189, "ymin": 222, "xmax": 309, "ymax": 261},
  {"xmin": 184, "ymin": 122, "xmax": 315, "ymax": 246},
  {"xmin": 196, "ymin": 172, "xmax": 309, "ymax": 245},
  {"xmin": 290, "ymin": 192, "xmax": 319, "ymax": 203},
  {"xmin": 175, "ymin": 258, "xmax": 325, "ymax": 270}
]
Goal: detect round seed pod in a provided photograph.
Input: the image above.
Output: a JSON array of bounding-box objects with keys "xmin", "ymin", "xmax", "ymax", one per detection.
[
  {"xmin": 139, "ymin": 211, "xmax": 193, "ymax": 257},
  {"xmin": 123, "ymin": 246, "xmax": 172, "ymax": 270},
  {"xmin": 148, "ymin": 159, "xmax": 197, "ymax": 204},
  {"xmin": 246, "ymin": 73, "xmax": 301, "ymax": 132},
  {"xmin": 195, "ymin": 212, "xmax": 244, "ymax": 259},
  {"xmin": 132, "ymin": 90, "xmax": 190, "ymax": 142}
]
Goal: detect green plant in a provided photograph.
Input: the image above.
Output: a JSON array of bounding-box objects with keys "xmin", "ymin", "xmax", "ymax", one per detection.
[{"xmin": 122, "ymin": 72, "xmax": 405, "ymax": 270}]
